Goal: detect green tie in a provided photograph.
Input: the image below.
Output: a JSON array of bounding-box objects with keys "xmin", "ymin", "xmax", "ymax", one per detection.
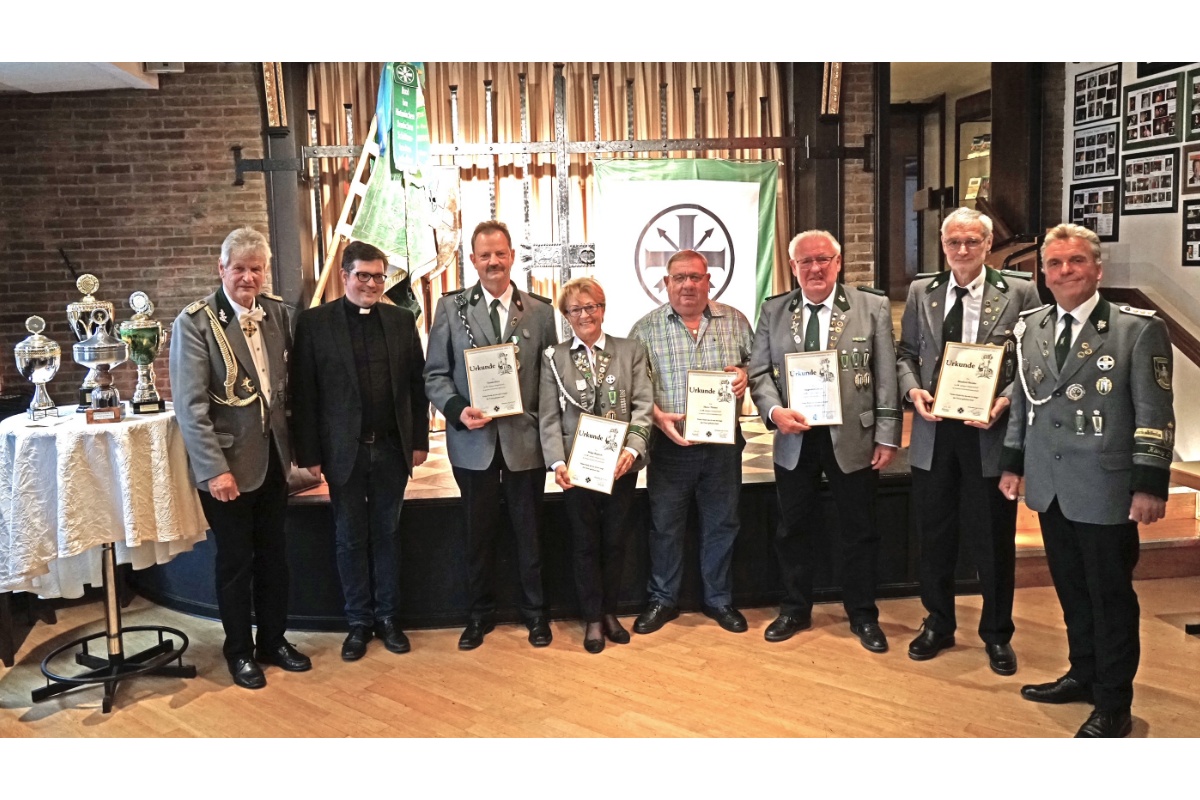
[
  {"xmin": 489, "ymin": 298, "xmax": 502, "ymax": 341},
  {"xmin": 804, "ymin": 304, "xmax": 822, "ymax": 351},
  {"xmin": 1055, "ymin": 313, "xmax": 1074, "ymax": 370}
]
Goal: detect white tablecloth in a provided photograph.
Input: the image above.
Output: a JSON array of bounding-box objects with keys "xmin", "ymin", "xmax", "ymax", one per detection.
[{"xmin": 0, "ymin": 406, "xmax": 208, "ymax": 598}]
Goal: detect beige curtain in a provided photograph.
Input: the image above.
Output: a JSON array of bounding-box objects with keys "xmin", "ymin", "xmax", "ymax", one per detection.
[{"xmin": 306, "ymin": 62, "xmax": 795, "ymax": 308}]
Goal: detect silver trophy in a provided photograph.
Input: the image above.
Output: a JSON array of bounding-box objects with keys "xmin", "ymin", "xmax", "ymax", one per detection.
[
  {"xmin": 66, "ymin": 274, "xmax": 115, "ymax": 410},
  {"xmin": 14, "ymin": 316, "xmax": 62, "ymax": 420},
  {"xmin": 117, "ymin": 291, "xmax": 166, "ymax": 414},
  {"xmin": 73, "ymin": 324, "xmax": 128, "ymax": 424}
]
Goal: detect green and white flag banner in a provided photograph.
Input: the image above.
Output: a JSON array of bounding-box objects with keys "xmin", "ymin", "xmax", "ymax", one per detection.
[{"xmin": 593, "ymin": 159, "xmax": 777, "ymax": 336}]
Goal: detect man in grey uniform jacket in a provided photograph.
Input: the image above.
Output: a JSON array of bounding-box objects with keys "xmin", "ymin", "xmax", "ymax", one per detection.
[
  {"xmin": 423, "ymin": 220, "xmax": 559, "ymax": 650},
  {"xmin": 750, "ymin": 230, "xmax": 901, "ymax": 651},
  {"xmin": 999, "ymin": 223, "xmax": 1174, "ymax": 738},
  {"xmin": 897, "ymin": 207, "xmax": 1043, "ymax": 676},
  {"xmin": 169, "ymin": 227, "xmax": 311, "ymax": 690}
]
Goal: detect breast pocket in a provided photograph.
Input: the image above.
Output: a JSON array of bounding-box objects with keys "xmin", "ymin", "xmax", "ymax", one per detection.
[{"xmin": 859, "ymin": 410, "xmax": 875, "ymax": 429}]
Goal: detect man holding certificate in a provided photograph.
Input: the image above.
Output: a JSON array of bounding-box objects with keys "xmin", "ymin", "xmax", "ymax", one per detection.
[
  {"xmin": 896, "ymin": 207, "xmax": 1042, "ymax": 675},
  {"xmin": 749, "ymin": 230, "xmax": 901, "ymax": 651},
  {"xmin": 539, "ymin": 278, "xmax": 653, "ymax": 653},
  {"xmin": 424, "ymin": 221, "xmax": 559, "ymax": 650},
  {"xmin": 628, "ymin": 250, "xmax": 753, "ymax": 636}
]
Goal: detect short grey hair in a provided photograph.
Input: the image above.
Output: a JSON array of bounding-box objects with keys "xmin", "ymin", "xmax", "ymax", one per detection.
[
  {"xmin": 1041, "ymin": 223, "xmax": 1102, "ymax": 263},
  {"xmin": 788, "ymin": 229, "xmax": 842, "ymax": 259},
  {"xmin": 667, "ymin": 249, "xmax": 708, "ymax": 272},
  {"xmin": 220, "ymin": 227, "xmax": 271, "ymax": 267},
  {"xmin": 940, "ymin": 207, "xmax": 993, "ymax": 239}
]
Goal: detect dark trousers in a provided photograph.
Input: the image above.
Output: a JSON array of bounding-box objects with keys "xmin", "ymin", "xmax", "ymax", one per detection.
[
  {"xmin": 326, "ymin": 437, "xmax": 409, "ymax": 628},
  {"xmin": 911, "ymin": 419, "xmax": 1017, "ymax": 644},
  {"xmin": 197, "ymin": 442, "xmax": 290, "ymax": 661},
  {"xmin": 563, "ymin": 472, "xmax": 637, "ymax": 622},
  {"xmin": 452, "ymin": 443, "xmax": 545, "ymax": 621},
  {"xmin": 1039, "ymin": 498, "xmax": 1140, "ymax": 712},
  {"xmin": 773, "ymin": 426, "xmax": 880, "ymax": 624},
  {"xmin": 645, "ymin": 436, "xmax": 742, "ymax": 607}
]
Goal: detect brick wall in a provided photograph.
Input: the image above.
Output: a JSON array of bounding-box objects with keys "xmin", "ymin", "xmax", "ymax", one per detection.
[
  {"xmin": 1040, "ymin": 62, "xmax": 1066, "ymax": 231},
  {"xmin": 841, "ymin": 62, "xmax": 875, "ymax": 287},
  {"xmin": 0, "ymin": 62, "xmax": 268, "ymax": 405}
]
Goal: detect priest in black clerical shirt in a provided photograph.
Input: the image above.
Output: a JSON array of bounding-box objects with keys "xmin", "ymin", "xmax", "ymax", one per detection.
[{"xmin": 291, "ymin": 241, "xmax": 429, "ymax": 661}]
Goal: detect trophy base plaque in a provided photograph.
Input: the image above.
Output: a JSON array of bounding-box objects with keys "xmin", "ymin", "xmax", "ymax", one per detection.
[
  {"xmin": 86, "ymin": 404, "xmax": 125, "ymax": 425},
  {"xmin": 130, "ymin": 399, "xmax": 164, "ymax": 414}
]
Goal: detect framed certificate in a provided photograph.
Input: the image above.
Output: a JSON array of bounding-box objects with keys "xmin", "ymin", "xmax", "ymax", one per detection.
[
  {"xmin": 684, "ymin": 370, "xmax": 738, "ymax": 444},
  {"xmin": 784, "ymin": 350, "xmax": 843, "ymax": 426},
  {"xmin": 464, "ymin": 343, "xmax": 523, "ymax": 418},
  {"xmin": 566, "ymin": 413, "xmax": 630, "ymax": 495},
  {"xmin": 932, "ymin": 342, "xmax": 1004, "ymax": 423}
]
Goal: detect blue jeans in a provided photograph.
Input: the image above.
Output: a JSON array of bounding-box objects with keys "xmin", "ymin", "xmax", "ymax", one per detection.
[
  {"xmin": 645, "ymin": 437, "xmax": 742, "ymax": 607},
  {"xmin": 327, "ymin": 438, "xmax": 409, "ymax": 627}
]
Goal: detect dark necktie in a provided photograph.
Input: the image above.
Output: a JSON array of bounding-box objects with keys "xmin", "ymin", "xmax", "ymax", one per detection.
[
  {"xmin": 1056, "ymin": 313, "xmax": 1074, "ymax": 370},
  {"xmin": 489, "ymin": 298, "xmax": 502, "ymax": 340},
  {"xmin": 804, "ymin": 304, "xmax": 822, "ymax": 351},
  {"xmin": 942, "ymin": 286, "xmax": 969, "ymax": 344}
]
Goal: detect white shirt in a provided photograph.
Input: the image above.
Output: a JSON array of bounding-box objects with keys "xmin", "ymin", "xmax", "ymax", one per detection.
[
  {"xmin": 944, "ymin": 269, "xmax": 986, "ymax": 345},
  {"xmin": 480, "ymin": 282, "xmax": 514, "ymax": 338},
  {"xmin": 1055, "ymin": 291, "xmax": 1101, "ymax": 349},
  {"xmin": 225, "ymin": 288, "xmax": 271, "ymax": 405}
]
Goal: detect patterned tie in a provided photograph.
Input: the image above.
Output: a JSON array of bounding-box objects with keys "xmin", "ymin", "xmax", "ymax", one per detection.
[
  {"xmin": 804, "ymin": 304, "xmax": 822, "ymax": 351},
  {"xmin": 1056, "ymin": 313, "xmax": 1074, "ymax": 370},
  {"xmin": 942, "ymin": 286, "xmax": 969, "ymax": 344},
  {"xmin": 489, "ymin": 298, "xmax": 502, "ymax": 341}
]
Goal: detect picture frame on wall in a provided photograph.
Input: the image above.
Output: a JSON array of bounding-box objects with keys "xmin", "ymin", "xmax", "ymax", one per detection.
[
  {"xmin": 1074, "ymin": 63, "xmax": 1121, "ymax": 126},
  {"xmin": 1069, "ymin": 179, "xmax": 1121, "ymax": 241},
  {"xmin": 1183, "ymin": 142, "xmax": 1200, "ymax": 196},
  {"xmin": 1121, "ymin": 148, "xmax": 1179, "ymax": 215},
  {"xmin": 1137, "ymin": 63, "xmax": 1193, "ymax": 79},
  {"xmin": 1186, "ymin": 67, "xmax": 1200, "ymax": 142},
  {"xmin": 1072, "ymin": 121, "xmax": 1119, "ymax": 180},
  {"xmin": 1183, "ymin": 200, "xmax": 1200, "ymax": 267},
  {"xmin": 1123, "ymin": 73, "xmax": 1185, "ymax": 150}
]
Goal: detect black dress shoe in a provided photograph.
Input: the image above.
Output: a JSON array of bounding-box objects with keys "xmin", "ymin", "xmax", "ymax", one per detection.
[
  {"xmin": 458, "ymin": 619, "xmax": 494, "ymax": 650},
  {"xmin": 603, "ymin": 616, "xmax": 631, "ymax": 644},
  {"xmin": 376, "ymin": 618, "xmax": 411, "ymax": 654},
  {"xmin": 764, "ymin": 614, "xmax": 812, "ymax": 642},
  {"xmin": 908, "ymin": 623, "xmax": 955, "ymax": 661},
  {"xmin": 255, "ymin": 641, "xmax": 312, "ymax": 672},
  {"xmin": 850, "ymin": 622, "xmax": 889, "ymax": 653},
  {"xmin": 341, "ymin": 626, "xmax": 373, "ymax": 661},
  {"xmin": 1020, "ymin": 675, "xmax": 1093, "ymax": 705},
  {"xmin": 526, "ymin": 617, "xmax": 552, "ymax": 647},
  {"xmin": 633, "ymin": 602, "xmax": 679, "ymax": 635},
  {"xmin": 228, "ymin": 656, "xmax": 266, "ymax": 690},
  {"xmin": 1075, "ymin": 708, "xmax": 1132, "ymax": 738},
  {"xmin": 985, "ymin": 642, "xmax": 1018, "ymax": 676},
  {"xmin": 703, "ymin": 605, "xmax": 748, "ymax": 633},
  {"xmin": 584, "ymin": 636, "xmax": 605, "ymax": 654}
]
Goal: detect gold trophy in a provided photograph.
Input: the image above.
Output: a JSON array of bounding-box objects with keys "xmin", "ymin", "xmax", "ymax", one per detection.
[
  {"xmin": 117, "ymin": 291, "xmax": 166, "ymax": 414},
  {"xmin": 14, "ymin": 316, "xmax": 62, "ymax": 420},
  {"xmin": 66, "ymin": 274, "xmax": 115, "ymax": 411}
]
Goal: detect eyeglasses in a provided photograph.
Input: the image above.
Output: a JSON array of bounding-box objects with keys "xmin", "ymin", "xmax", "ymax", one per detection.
[
  {"xmin": 668, "ymin": 273, "xmax": 707, "ymax": 285},
  {"xmin": 565, "ymin": 303, "xmax": 605, "ymax": 318},
  {"xmin": 943, "ymin": 238, "xmax": 986, "ymax": 251},
  {"xmin": 350, "ymin": 271, "xmax": 387, "ymax": 285},
  {"xmin": 795, "ymin": 255, "xmax": 836, "ymax": 270}
]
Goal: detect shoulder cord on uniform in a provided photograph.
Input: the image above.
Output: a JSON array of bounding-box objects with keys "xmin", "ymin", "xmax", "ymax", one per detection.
[
  {"xmin": 202, "ymin": 305, "xmax": 266, "ymax": 434},
  {"xmin": 1014, "ymin": 317, "xmax": 1052, "ymax": 423},
  {"xmin": 455, "ymin": 296, "xmax": 478, "ymax": 349},
  {"xmin": 545, "ymin": 347, "xmax": 589, "ymax": 414}
]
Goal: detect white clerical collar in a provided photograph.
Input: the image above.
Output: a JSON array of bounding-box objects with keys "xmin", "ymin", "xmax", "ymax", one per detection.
[
  {"xmin": 949, "ymin": 268, "xmax": 985, "ymax": 296},
  {"xmin": 572, "ymin": 333, "xmax": 607, "ymax": 353},
  {"xmin": 223, "ymin": 287, "xmax": 259, "ymax": 319},
  {"xmin": 1057, "ymin": 291, "xmax": 1101, "ymax": 325},
  {"xmin": 481, "ymin": 282, "xmax": 514, "ymax": 312}
]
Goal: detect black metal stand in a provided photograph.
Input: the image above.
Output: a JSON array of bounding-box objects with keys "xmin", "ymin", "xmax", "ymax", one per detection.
[{"xmin": 31, "ymin": 543, "xmax": 196, "ymax": 713}]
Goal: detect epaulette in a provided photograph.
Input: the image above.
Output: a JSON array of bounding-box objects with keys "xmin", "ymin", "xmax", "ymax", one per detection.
[
  {"xmin": 527, "ymin": 292, "xmax": 553, "ymax": 305},
  {"xmin": 1000, "ymin": 269, "xmax": 1033, "ymax": 280},
  {"xmin": 915, "ymin": 271, "xmax": 942, "ymax": 280},
  {"xmin": 1119, "ymin": 305, "xmax": 1156, "ymax": 317},
  {"xmin": 444, "ymin": 287, "xmax": 466, "ymax": 295},
  {"xmin": 1018, "ymin": 304, "xmax": 1051, "ymax": 317},
  {"xmin": 765, "ymin": 290, "xmax": 791, "ymax": 302},
  {"xmin": 184, "ymin": 299, "xmax": 208, "ymax": 315},
  {"xmin": 857, "ymin": 286, "xmax": 887, "ymax": 296},
  {"xmin": 259, "ymin": 291, "xmax": 283, "ymax": 302}
]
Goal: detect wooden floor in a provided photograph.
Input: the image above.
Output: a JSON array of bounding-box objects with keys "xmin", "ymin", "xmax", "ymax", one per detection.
[{"xmin": 2, "ymin": 577, "xmax": 1199, "ymax": 738}]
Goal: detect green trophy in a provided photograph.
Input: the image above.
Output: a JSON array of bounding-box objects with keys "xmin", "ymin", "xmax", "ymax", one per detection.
[{"xmin": 117, "ymin": 291, "xmax": 166, "ymax": 414}]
